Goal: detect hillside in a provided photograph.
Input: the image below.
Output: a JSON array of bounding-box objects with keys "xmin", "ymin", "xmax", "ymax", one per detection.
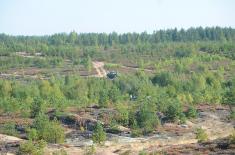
[{"xmin": 0, "ymin": 27, "xmax": 235, "ymax": 155}]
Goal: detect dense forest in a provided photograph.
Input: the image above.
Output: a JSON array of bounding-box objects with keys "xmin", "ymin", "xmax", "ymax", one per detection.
[
  {"xmin": 0, "ymin": 27, "xmax": 235, "ymax": 154},
  {"xmin": 0, "ymin": 27, "xmax": 235, "ymax": 70}
]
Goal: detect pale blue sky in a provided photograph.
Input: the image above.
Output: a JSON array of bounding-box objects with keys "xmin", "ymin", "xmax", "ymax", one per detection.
[{"xmin": 0, "ymin": 0, "xmax": 235, "ymax": 35}]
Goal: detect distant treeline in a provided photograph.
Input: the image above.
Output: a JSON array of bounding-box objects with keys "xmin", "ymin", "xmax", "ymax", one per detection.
[
  {"xmin": 1, "ymin": 27, "xmax": 235, "ymax": 47},
  {"xmin": 0, "ymin": 27, "xmax": 235, "ymax": 66}
]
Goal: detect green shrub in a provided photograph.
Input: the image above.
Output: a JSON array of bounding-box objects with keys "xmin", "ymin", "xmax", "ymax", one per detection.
[
  {"xmin": 30, "ymin": 98, "xmax": 46, "ymax": 118},
  {"xmin": 179, "ymin": 113, "xmax": 187, "ymax": 124},
  {"xmin": 0, "ymin": 80, "xmax": 12, "ymax": 98},
  {"xmin": 185, "ymin": 106, "xmax": 198, "ymax": 118},
  {"xmin": 98, "ymin": 90, "xmax": 109, "ymax": 108},
  {"xmin": 195, "ymin": 128, "xmax": 208, "ymax": 142},
  {"xmin": 175, "ymin": 50, "xmax": 192, "ymax": 58},
  {"xmin": 41, "ymin": 119, "xmax": 65, "ymax": 143},
  {"xmin": 17, "ymin": 140, "xmax": 46, "ymax": 155},
  {"xmin": 108, "ymin": 86, "xmax": 121, "ymax": 103},
  {"xmin": 229, "ymin": 111, "xmax": 235, "ymax": 120},
  {"xmin": 85, "ymin": 145, "xmax": 96, "ymax": 155},
  {"xmin": 139, "ymin": 150, "xmax": 148, "ymax": 155},
  {"xmin": 165, "ymin": 101, "xmax": 183, "ymax": 122},
  {"xmin": 52, "ymin": 149, "xmax": 68, "ymax": 155},
  {"xmin": 33, "ymin": 113, "xmax": 65, "ymax": 143},
  {"xmin": 92, "ymin": 122, "xmax": 106, "ymax": 144},
  {"xmin": 0, "ymin": 122, "xmax": 18, "ymax": 136},
  {"xmin": 137, "ymin": 101, "xmax": 160, "ymax": 134},
  {"xmin": 131, "ymin": 129, "xmax": 142, "ymax": 137},
  {"xmin": 115, "ymin": 103, "xmax": 129, "ymax": 126},
  {"xmin": 152, "ymin": 72, "xmax": 173, "ymax": 87},
  {"xmin": 27, "ymin": 128, "xmax": 38, "ymax": 141},
  {"xmin": 107, "ymin": 119, "xmax": 120, "ymax": 134},
  {"xmin": 229, "ymin": 130, "xmax": 235, "ymax": 144},
  {"xmin": 104, "ymin": 63, "xmax": 120, "ymax": 69}
]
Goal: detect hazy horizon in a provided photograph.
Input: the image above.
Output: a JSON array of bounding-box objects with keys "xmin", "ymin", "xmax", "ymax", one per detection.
[{"xmin": 0, "ymin": 0, "xmax": 235, "ymax": 35}]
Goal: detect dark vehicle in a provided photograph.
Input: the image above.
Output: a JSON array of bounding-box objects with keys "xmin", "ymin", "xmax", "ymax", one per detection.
[{"xmin": 107, "ymin": 71, "xmax": 117, "ymax": 79}]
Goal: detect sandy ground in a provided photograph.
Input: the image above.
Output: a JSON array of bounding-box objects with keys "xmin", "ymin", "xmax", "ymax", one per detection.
[
  {"xmin": 45, "ymin": 109, "xmax": 234, "ymax": 155},
  {"xmin": 0, "ymin": 134, "xmax": 23, "ymax": 143},
  {"xmin": 92, "ymin": 61, "xmax": 107, "ymax": 77},
  {"xmin": 0, "ymin": 106, "xmax": 234, "ymax": 155}
]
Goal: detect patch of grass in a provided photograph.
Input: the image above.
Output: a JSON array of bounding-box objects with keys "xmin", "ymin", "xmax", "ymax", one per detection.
[
  {"xmin": 17, "ymin": 140, "xmax": 46, "ymax": 155},
  {"xmin": 0, "ymin": 122, "xmax": 18, "ymax": 136},
  {"xmin": 195, "ymin": 128, "xmax": 208, "ymax": 142},
  {"xmin": 229, "ymin": 111, "xmax": 235, "ymax": 120},
  {"xmin": 85, "ymin": 145, "xmax": 96, "ymax": 155},
  {"xmin": 185, "ymin": 106, "xmax": 198, "ymax": 119},
  {"xmin": 229, "ymin": 130, "xmax": 235, "ymax": 144},
  {"xmin": 104, "ymin": 63, "xmax": 121, "ymax": 69},
  {"xmin": 131, "ymin": 129, "xmax": 142, "ymax": 137},
  {"xmin": 52, "ymin": 149, "xmax": 68, "ymax": 155}
]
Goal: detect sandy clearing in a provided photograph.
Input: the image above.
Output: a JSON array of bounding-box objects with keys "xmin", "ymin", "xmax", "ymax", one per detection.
[{"xmin": 92, "ymin": 61, "xmax": 107, "ymax": 77}]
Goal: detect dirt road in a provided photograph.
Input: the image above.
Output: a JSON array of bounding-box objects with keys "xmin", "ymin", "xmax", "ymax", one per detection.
[{"xmin": 92, "ymin": 61, "xmax": 107, "ymax": 77}]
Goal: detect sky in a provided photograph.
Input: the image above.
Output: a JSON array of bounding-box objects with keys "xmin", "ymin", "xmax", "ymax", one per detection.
[{"xmin": 0, "ymin": 0, "xmax": 235, "ymax": 35}]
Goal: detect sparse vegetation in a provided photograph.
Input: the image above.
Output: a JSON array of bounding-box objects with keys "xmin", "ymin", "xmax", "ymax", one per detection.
[
  {"xmin": 0, "ymin": 27, "xmax": 234, "ymax": 154},
  {"xmin": 52, "ymin": 149, "xmax": 68, "ymax": 155},
  {"xmin": 229, "ymin": 130, "xmax": 235, "ymax": 144},
  {"xmin": 165, "ymin": 101, "xmax": 183, "ymax": 122},
  {"xmin": 85, "ymin": 145, "xmax": 96, "ymax": 155},
  {"xmin": 229, "ymin": 111, "xmax": 235, "ymax": 120},
  {"xmin": 32, "ymin": 113, "xmax": 65, "ymax": 143},
  {"xmin": 0, "ymin": 122, "xmax": 18, "ymax": 137},
  {"xmin": 186, "ymin": 106, "xmax": 198, "ymax": 118},
  {"xmin": 17, "ymin": 140, "xmax": 46, "ymax": 155},
  {"xmin": 195, "ymin": 128, "xmax": 208, "ymax": 142}
]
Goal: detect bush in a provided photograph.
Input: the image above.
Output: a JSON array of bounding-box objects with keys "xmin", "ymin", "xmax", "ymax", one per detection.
[
  {"xmin": 92, "ymin": 122, "xmax": 106, "ymax": 144},
  {"xmin": 52, "ymin": 149, "xmax": 68, "ymax": 155},
  {"xmin": 17, "ymin": 140, "xmax": 46, "ymax": 155},
  {"xmin": 27, "ymin": 128, "xmax": 38, "ymax": 141},
  {"xmin": 195, "ymin": 128, "xmax": 208, "ymax": 142},
  {"xmin": 115, "ymin": 103, "xmax": 129, "ymax": 126},
  {"xmin": 108, "ymin": 86, "xmax": 121, "ymax": 103},
  {"xmin": 185, "ymin": 106, "xmax": 198, "ymax": 118},
  {"xmin": 31, "ymin": 98, "xmax": 46, "ymax": 118},
  {"xmin": 0, "ymin": 122, "xmax": 18, "ymax": 136},
  {"xmin": 229, "ymin": 130, "xmax": 235, "ymax": 144},
  {"xmin": 131, "ymin": 129, "xmax": 142, "ymax": 137},
  {"xmin": 175, "ymin": 50, "xmax": 192, "ymax": 58},
  {"xmin": 104, "ymin": 63, "xmax": 120, "ymax": 69},
  {"xmin": 0, "ymin": 80, "xmax": 12, "ymax": 98},
  {"xmin": 98, "ymin": 90, "xmax": 109, "ymax": 108},
  {"xmin": 165, "ymin": 101, "xmax": 183, "ymax": 122},
  {"xmin": 85, "ymin": 145, "xmax": 96, "ymax": 155},
  {"xmin": 152, "ymin": 72, "xmax": 173, "ymax": 87},
  {"xmin": 107, "ymin": 119, "xmax": 120, "ymax": 134},
  {"xmin": 41, "ymin": 119, "xmax": 64, "ymax": 143},
  {"xmin": 229, "ymin": 111, "xmax": 235, "ymax": 120},
  {"xmin": 139, "ymin": 150, "xmax": 148, "ymax": 155},
  {"xmin": 33, "ymin": 113, "xmax": 65, "ymax": 143},
  {"xmin": 136, "ymin": 101, "xmax": 160, "ymax": 134},
  {"xmin": 179, "ymin": 113, "xmax": 187, "ymax": 124}
]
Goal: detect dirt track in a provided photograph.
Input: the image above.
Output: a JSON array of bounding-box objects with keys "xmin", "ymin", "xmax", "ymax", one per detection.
[
  {"xmin": 92, "ymin": 61, "xmax": 107, "ymax": 77},
  {"xmin": 91, "ymin": 61, "xmax": 154, "ymax": 78}
]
